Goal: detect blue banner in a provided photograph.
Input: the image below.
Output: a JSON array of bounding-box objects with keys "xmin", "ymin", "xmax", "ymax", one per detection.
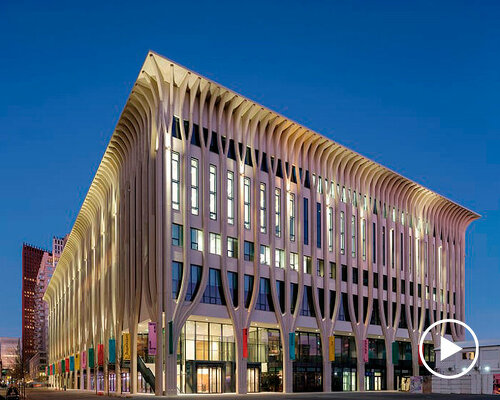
[
  {"xmin": 70, "ymin": 356, "xmax": 75, "ymax": 372},
  {"xmin": 109, "ymin": 338, "xmax": 116, "ymax": 364},
  {"xmin": 289, "ymin": 332, "xmax": 296, "ymax": 360}
]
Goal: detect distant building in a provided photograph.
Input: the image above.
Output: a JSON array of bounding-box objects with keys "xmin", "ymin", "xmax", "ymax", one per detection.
[
  {"xmin": 29, "ymin": 237, "xmax": 66, "ymax": 381},
  {"xmin": 0, "ymin": 337, "xmax": 20, "ymax": 371},
  {"xmin": 22, "ymin": 244, "xmax": 45, "ymax": 363},
  {"xmin": 434, "ymin": 339, "xmax": 500, "ymax": 395}
]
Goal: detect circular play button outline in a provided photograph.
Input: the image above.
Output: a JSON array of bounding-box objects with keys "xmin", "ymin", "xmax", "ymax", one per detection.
[{"xmin": 419, "ymin": 318, "xmax": 479, "ymax": 380}]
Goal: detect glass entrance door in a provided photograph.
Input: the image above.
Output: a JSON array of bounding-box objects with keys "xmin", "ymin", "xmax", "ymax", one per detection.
[
  {"xmin": 197, "ymin": 366, "xmax": 222, "ymax": 393},
  {"xmin": 247, "ymin": 367, "xmax": 260, "ymax": 393}
]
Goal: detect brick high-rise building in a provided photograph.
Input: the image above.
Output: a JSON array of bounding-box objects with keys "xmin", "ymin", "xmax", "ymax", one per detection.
[{"xmin": 22, "ymin": 244, "xmax": 45, "ymax": 363}]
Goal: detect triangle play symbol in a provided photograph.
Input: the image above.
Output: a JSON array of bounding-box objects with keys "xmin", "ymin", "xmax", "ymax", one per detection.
[{"xmin": 440, "ymin": 336, "xmax": 462, "ymax": 362}]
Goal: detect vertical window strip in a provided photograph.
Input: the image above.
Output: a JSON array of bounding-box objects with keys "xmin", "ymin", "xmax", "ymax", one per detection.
[
  {"xmin": 361, "ymin": 219, "xmax": 366, "ymax": 261},
  {"xmin": 289, "ymin": 193, "xmax": 296, "ymax": 241},
  {"xmin": 304, "ymin": 198, "xmax": 309, "ymax": 245},
  {"xmin": 275, "ymin": 188, "xmax": 282, "ymax": 237},
  {"xmin": 316, "ymin": 202, "xmax": 322, "ymax": 248},
  {"xmin": 391, "ymin": 229, "xmax": 395, "ymax": 268},
  {"xmin": 372, "ymin": 222, "xmax": 376, "ymax": 263},
  {"xmin": 209, "ymin": 164, "xmax": 217, "ymax": 220},
  {"xmin": 351, "ymin": 215, "xmax": 356, "ymax": 258},
  {"xmin": 171, "ymin": 152, "xmax": 180, "ymax": 210},
  {"xmin": 259, "ymin": 183, "xmax": 267, "ymax": 234},
  {"xmin": 328, "ymin": 207, "xmax": 334, "ymax": 252},
  {"xmin": 190, "ymin": 158, "xmax": 199, "ymax": 215},
  {"xmin": 340, "ymin": 211, "xmax": 345, "ymax": 254},
  {"xmin": 227, "ymin": 171, "xmax": 235, "ymax": 225},
  {"xmin": 244, "ymin": 177, "xmax": 251, "ymax": 229}
]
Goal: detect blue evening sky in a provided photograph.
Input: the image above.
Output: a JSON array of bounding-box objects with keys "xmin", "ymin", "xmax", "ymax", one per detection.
[{"xmin": 0, "ymin": 1, "xmax": 499, "ymax": 339}]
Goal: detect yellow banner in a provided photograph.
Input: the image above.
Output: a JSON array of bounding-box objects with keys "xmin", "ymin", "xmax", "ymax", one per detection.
[
  {"xmin": 75, "ymin": 352, "xmax": 80, "ymax": 371},
  {"xmin": 329, "ymin": 336, "xmax": 335, "ymax": 361},
  {"xmin": 123, "ymin": 333, "xmax": 131, "ymax": 361}
]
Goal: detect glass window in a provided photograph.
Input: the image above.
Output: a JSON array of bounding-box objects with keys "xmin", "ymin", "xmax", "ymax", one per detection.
[
  {"xmin": 290, "ymin": 252, "xmax": 299, "ymax": 271},
  {"xmin": 202, "ymin": 268, "xmax": 225, "ymax": 305},
  {"xmin": 244, "ymin": 241, "xmax": 254, "ymax": 261},
  {"xmin": 244, "ymin": 177, "xmax": 251, "ymax": 229},
  {"xmin": 351, "ymin": 215, "xmax": 356, "ymax": 257},
  {"xmin": 190, "ymin": 158, "xmax": 199, "ymax": 215},
  {"xmin": 209, "ymin": 232, "xmax": 221, "ymax": 255},
  {"xmin": 260, "ymin": 183, "xmax": 267, "ymax": 234},
  {"xmin": 391, "ymin": 229, "xmax": 395, "ymax": 268},
  {"xmin": 317, "ymin": 259, "xmax": 324, "ymax": 277},
  {"xmin": 260, "ymin": 245, "xmax": 270, "ymax": 265},
  {"xmin": 171, "ymin": 152, "xmax": 180, "ymax": 210},
  {"xmin": 244, "ymin": 275, "xmax": 254, "ymax": 308},
  {"xmin": 300, "ymin": 286, "xmax": 315, "ymax": 317},
  {"xmin": 172, "ymin": 223, "xmax": 183, "ymax": 247},
  {"xmin": 275, "ymin": 248, "xmax": 285, "ymax": 269},
  {"xmin": 209, "ymin": 164, "xmax": 217, "ymax": 220},
  {"xmin": 190, "ymin": 228, "xmax": 203, "ymax": 251},
  {"xmin": 372, "ymin": 222, "xmax": 376, "ymax": 263},
  {"xmin": 172, "ymin": 261, "xmax": 183, "ymax": 300},
  {"xmin": 330, "ymin": 262, "xmax": 336, "ymax": 279},
  {"xmin": 227, "ymin": 271, "xmax": 238, "ymax": 307},
  {"xmin": 185, "ymin": 265, "xmax": 201, "ymax": 301},
  {"xmin": 275, "ymin": 188, "xmax": 281, "ymax": 237},
  {"xmin": 316, "ymin": 202, "xmax": 322, "ymax": 248},
  {"xmin": 382, "ymin": 226, "xmax": 386, "ymax": 266},
  {"xmin": 340, "ymin": 211, "xmax": 345, "ymax": 254},
  {"xmin": 303, "ymin": 198, "xmax": 309, "ymax": 245},
  {"xmin": 303, "ymin": 256, "xmax": 312, "ymax": 274},
  {"xmin": 328, "ymin": 207, "xmax": 334, "ymax": 252},
  {"xmin": 227, "ymin": 171, "xmax": 235, "ymax": 225},
  {"xmin": 256, "ymin": 278, "xmax": 274, "ymax": 311},
  {"xmin": 289, "ymin": 193, "xmax": 295, "ymax": 241},
  {"xmin": 227, "ymin": 237, "xmax": 238, "ymax": 258},
  {"xmin": 361, "ymin": 219, "xmax": 366, "ymax": 261}
]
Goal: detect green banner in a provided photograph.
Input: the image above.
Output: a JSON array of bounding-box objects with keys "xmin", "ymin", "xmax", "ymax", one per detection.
[
  {"xmin": 392, "ymin": 341, "xmax": 399, "ymax": 365},
  {"xmin": 88, "ymin": 347, "xmax": 95, "ymax": 368}
]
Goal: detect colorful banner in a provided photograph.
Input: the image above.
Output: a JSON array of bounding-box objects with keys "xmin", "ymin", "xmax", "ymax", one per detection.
[
  {"xmin": 123, "ymin": 333, "xmax": 131, "ymax": 361},
  {"xmin": 109, "ymin": 339, "xmax": 116, "ymax": 364},
  {"xmin": 242, "ymin": 328, "xmax": 248, "ymax": 358},
  {"xmin": 328, "ymin": 336, "xmax": 335, "ymax": 361},
  {"xmin": 418, "ymin": 344, "xmax": 423, "ymax": 366},
  {"xmin": 289, "ymin": 332, "xmax": 296, "ymax": 360},
  {"xmin": 148, "ymin": 322, "xmax": 157, "ymax": 356},
  {"xmin": 97, "ymin": 344, "xmax": 104, "ymax": 366},
  {"xmin": 392, "ymin": 341, "xmax": 399, "ymax": 365},
  {"xmin": 70, "ymin": 355, "xmax": 75, "ymax": 372},
  {"xmin": 65, "ymin": 358, "xmax": 69, "ymax": 372},
  {"xmin": 75, "ymin": 352, "xmax": 80, "ymax": 371},
  {"xmin": 88, "ymin": 347, "xmax": 95, "ymax": 368},
  {"xmin": 61, "ymin": 360, "xmax": 65, "ymax": 374},
  {"xmin": 81, "ymin": 350, "xmax": 87, "ymax": 369},
  {"xmin": 363, "ymin": 339, "xmax": 369, "ymax": 363}
]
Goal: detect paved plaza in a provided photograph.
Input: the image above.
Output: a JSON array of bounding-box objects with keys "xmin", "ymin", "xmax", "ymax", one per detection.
[{"xmin": 2, "ymin": 388, "xmax": 495, "ymax": 400}]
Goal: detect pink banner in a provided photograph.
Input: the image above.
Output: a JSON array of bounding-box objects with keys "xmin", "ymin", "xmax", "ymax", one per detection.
[
  {"xmin": 148, "ymin": 322, "xmax": 157, "ymax": 356},
  {"xmin": 363, "ymin": 339, "xmax": 369, "ymax": 363},
  {"xmin": 81, "ymin": 350, "xmax": 87, "ymax": 369}
]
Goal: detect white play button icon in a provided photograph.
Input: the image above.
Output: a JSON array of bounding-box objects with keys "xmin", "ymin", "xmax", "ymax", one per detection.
[
  {"xmin": 419, "ymin": 318, "xmax": 479, "ymax": 380},
  {"xmin": 440, "ymin": 335, "xmax": 462, "ymax": 361}
]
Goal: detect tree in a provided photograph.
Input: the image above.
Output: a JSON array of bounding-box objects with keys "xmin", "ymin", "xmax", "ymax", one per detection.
[{"xmin": 11, "ymin": 343, "xmax": 27, "ymax": 381}]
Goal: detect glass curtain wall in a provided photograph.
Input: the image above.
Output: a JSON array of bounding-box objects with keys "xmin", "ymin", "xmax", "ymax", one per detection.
[{"xmin": 178, "ymin": 320, "xmax": 235, "ymax": 394}]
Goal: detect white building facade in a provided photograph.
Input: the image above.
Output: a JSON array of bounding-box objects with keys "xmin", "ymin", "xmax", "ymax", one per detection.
[
  {"xmin": 434, "ymin": 340, "xmax": 500, "ymax": 394},
  {"xmin": 44, "ymin": 52, "xmax": 478, "ymax": 395}
]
